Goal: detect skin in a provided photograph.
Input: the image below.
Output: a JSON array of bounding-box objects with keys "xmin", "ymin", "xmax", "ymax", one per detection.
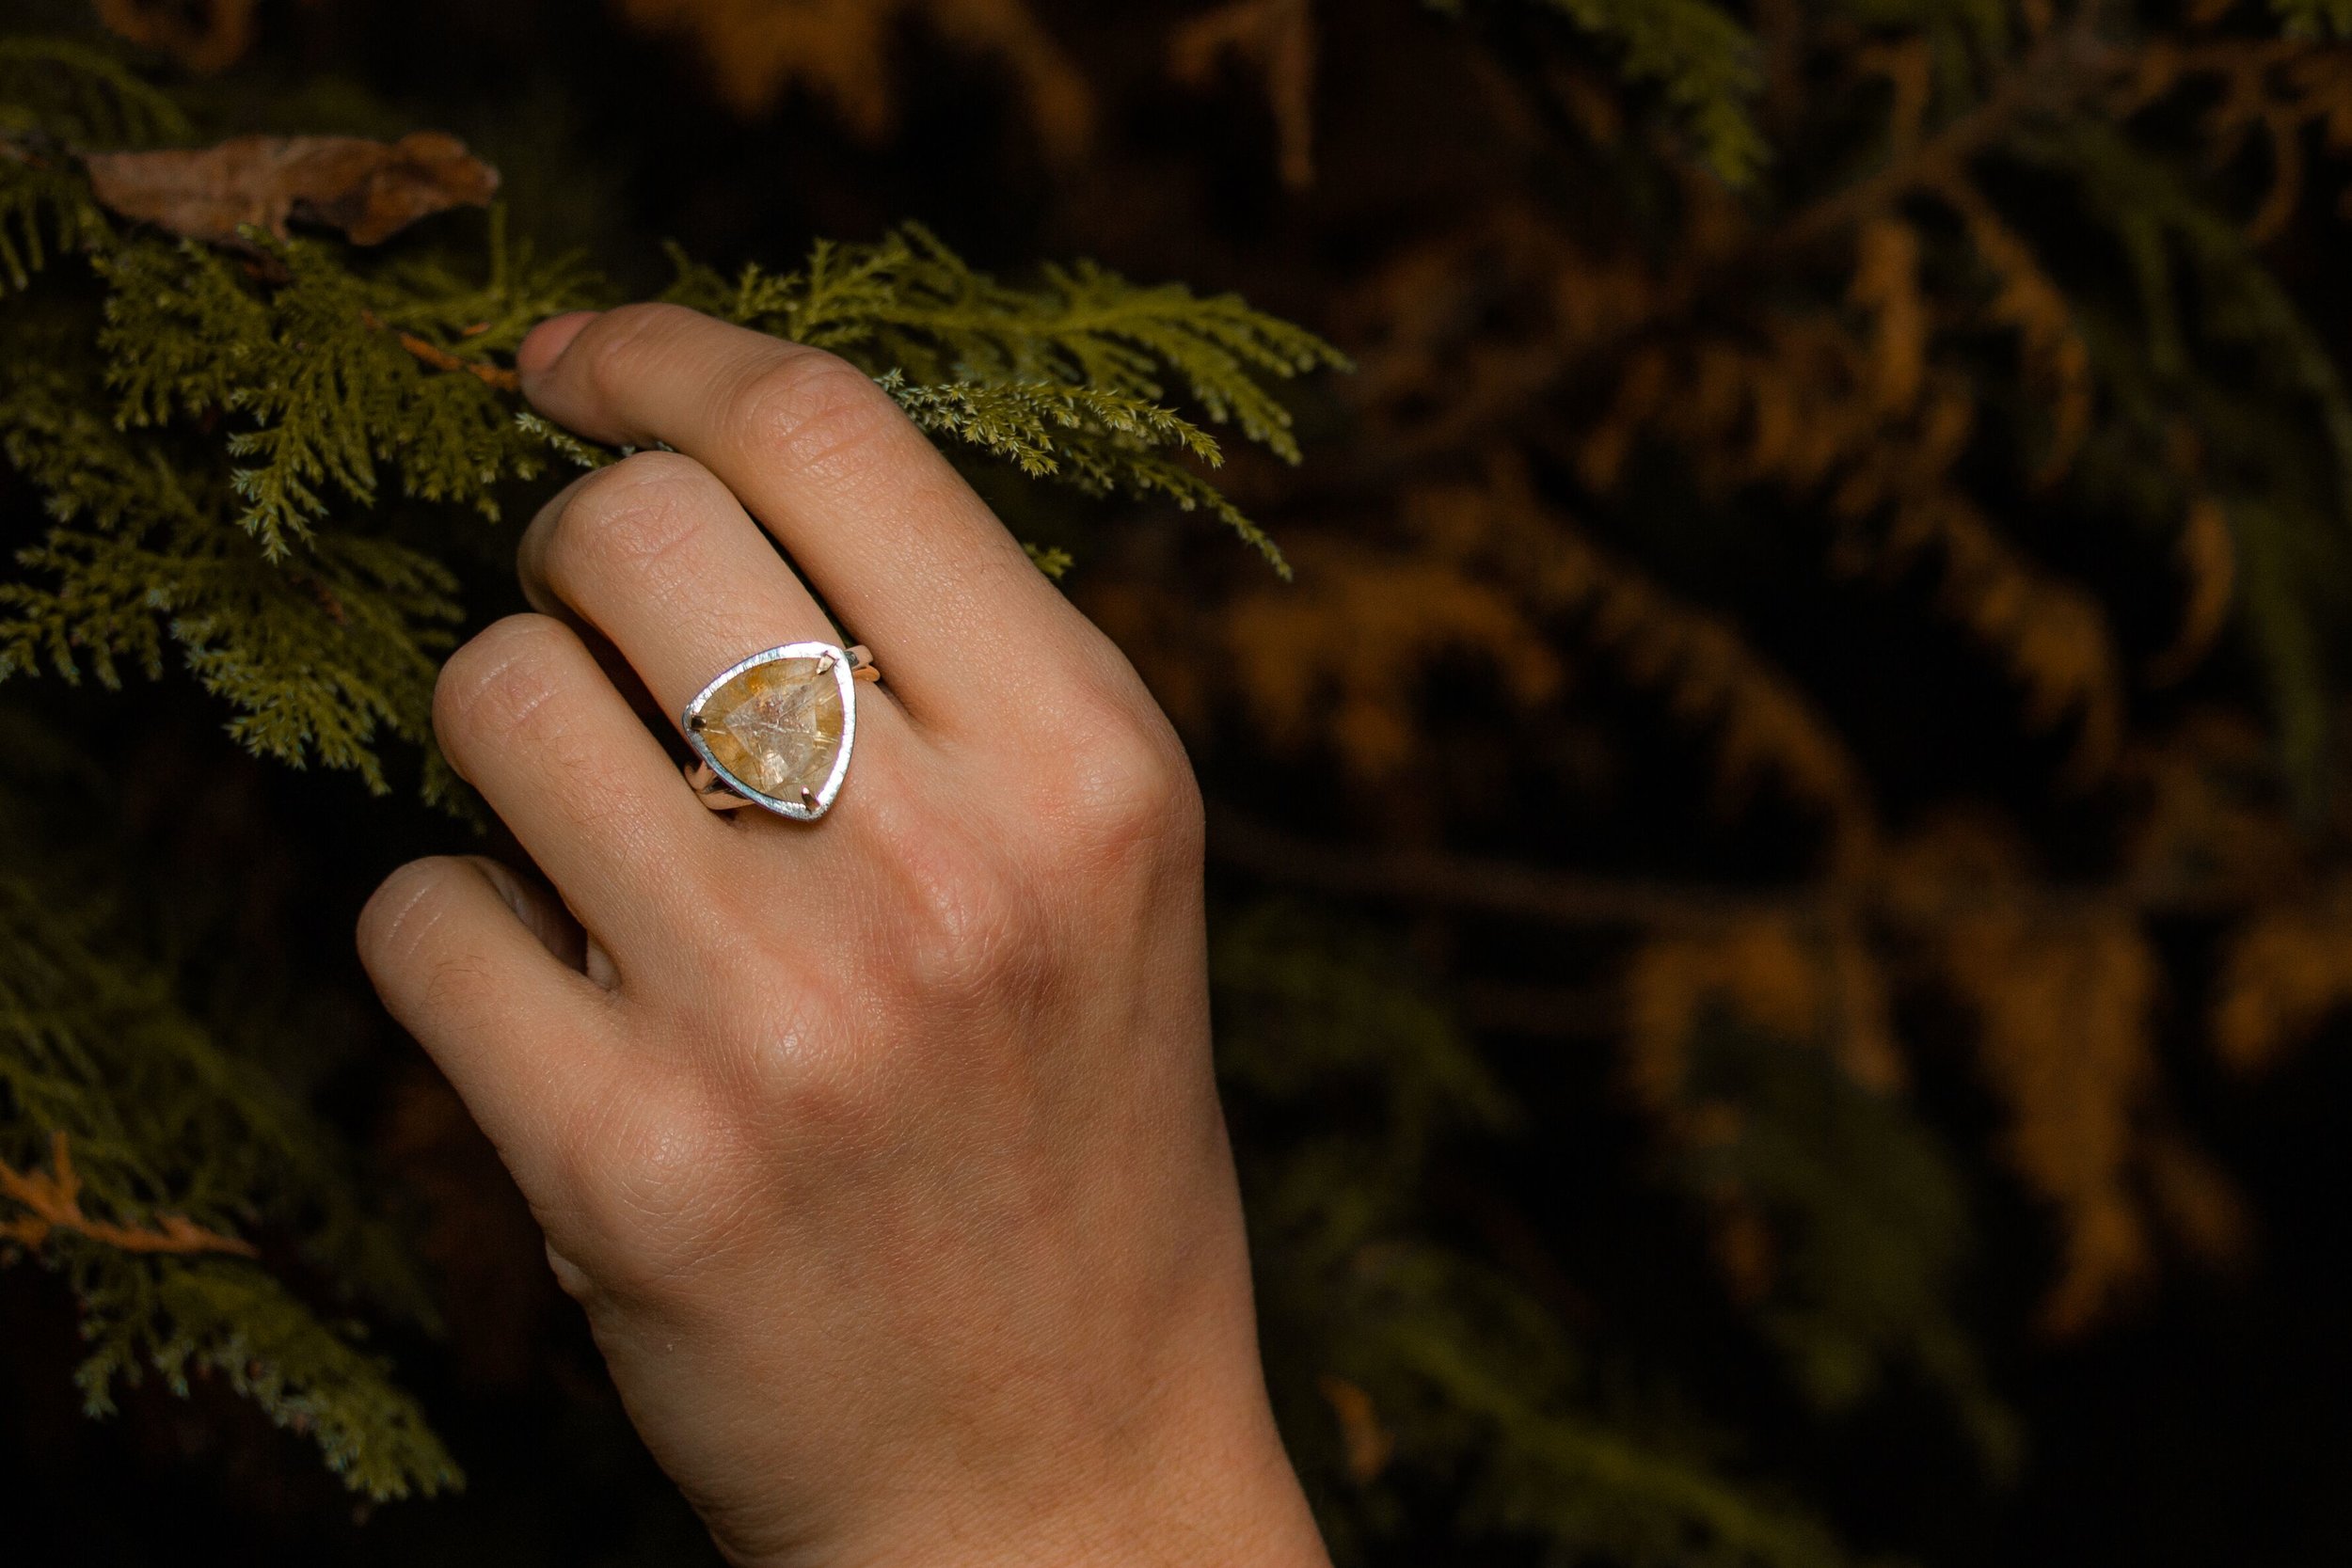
[{"xmin": 356, "ymin": 304, "xmax": 1333, "ymax": 1568}]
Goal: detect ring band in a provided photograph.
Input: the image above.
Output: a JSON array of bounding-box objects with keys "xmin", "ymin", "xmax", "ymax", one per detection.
[{"xmin": 680, "ymin": 642, "xmax": 878, "ymax": 820}]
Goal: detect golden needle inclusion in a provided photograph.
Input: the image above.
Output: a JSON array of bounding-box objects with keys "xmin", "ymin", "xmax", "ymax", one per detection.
[{"xmin": 695, "ymin": 657, "xmax": 844, "ymax": 800}]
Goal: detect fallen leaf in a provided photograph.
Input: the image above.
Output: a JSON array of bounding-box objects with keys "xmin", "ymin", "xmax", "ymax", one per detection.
[{"xmin": 84, "ymin": 131, "xmax": 499, "ymax": 245}]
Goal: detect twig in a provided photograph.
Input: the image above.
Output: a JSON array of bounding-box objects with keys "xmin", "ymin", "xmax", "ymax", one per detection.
[
  {"xmin": 0, "ymin": 1131, "xmax": 258, "ymax": 1259},
  {"xmin": 360, "ymin": 309, "xmax": 520, "ymax": 391},
  {"xmin": 1208, "ymin": 808, "xmax": 2263, "ymax": 935},
  {"xmin": 1772, "ymin": 13, "xmax": 2122, "ymax": 255}
]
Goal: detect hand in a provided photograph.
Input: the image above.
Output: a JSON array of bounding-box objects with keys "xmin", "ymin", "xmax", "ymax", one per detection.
[{"xmin": 357, "ymin": 305, "xmax": 1330, "ymax": 1568}]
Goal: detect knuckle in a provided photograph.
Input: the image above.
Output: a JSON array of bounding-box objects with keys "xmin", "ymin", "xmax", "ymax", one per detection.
[
  {"xmin": 549, "ymin": 450, "xmax": 720, "ymax": 585},
  {"xmin": 548, "ymin": 1089, "xmax": 750, "ymax": 1299},
  {"xmin": 432, "ymin": 614, "xmax": 572, "ymax": 762},
  {"xmin": 730, "ymin": 346, "xmax": 897, "ymax": 479},
  {"xmin": 575, "ymin": 301, "xmax": 701, "ymax": 405},
  {"xmin": 1034, "ymin": 701, "xmax": 1204, "ymax": 875},
  {"xmin": 882, "ymin": 825, "xmax": 1050, "ymax": 1009}
]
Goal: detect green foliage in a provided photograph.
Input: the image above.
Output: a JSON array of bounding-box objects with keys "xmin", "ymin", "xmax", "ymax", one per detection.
[
  {"xmin": 667, "ymin": 225, "xmax": 1349, "ymax": 570},
  {"xmin": 0, "ymin": 789, "xmax": 451, "ymax": 1497},
  {"xmin": 0, "ymin": 367, "xmax": 462, "ymax": 795},
  {"xmin": 2020, "ymin": 117, "xmax": 2352, "ymax": 800},
  {"xmin": 0, "ymin": 38, "xmax": 176, "ymax": 290},
  {"xmin": 0, "ymin": 148, "xmax": 107, "ymax": 292},
  {"xmin": 2274, "ymin": 0, "xmax": 2352, "ymax": 38},
  {"xmin": 1671, "ymin": 1026, "xmax": 2018, "ymax": 1478},
  {"xmin": 1217, "ymin": 905, "xmax": 1852, "ymax": 1568},
  {"xmin": 64, "ymin": 1250, "xmax": 459, "ymax": 1501},
  {"xmin": 1433, "ymin": 0, "xmax": 1766, "ymax": 183},
  {"xmin": 98, "ymin": 223, "xmax": 602, "ymax": 557},
  {"xmin": 0, "ymin": 37, "xmax": 187, "ymax": 147}
]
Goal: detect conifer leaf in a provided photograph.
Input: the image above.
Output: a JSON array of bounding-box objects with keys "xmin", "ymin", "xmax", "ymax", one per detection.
[
  {"xmin": 680, "ymin": 225, "xmax": 1349, "ymax": 464},
  {"xmin": 0, "ymin": 855, "xmax": 452, "ymax": 1500},
  {"xmin": 0, "ymin": 151, "xmax": 110, "ymax": 292},
  {"xmin": 85, "ymin": 132, "xmax": 499, "ymax": 245},
  {"xmin": 0, "ymin": 36, "xmax": 190, "ymax": 147},
  {"xmin": 98, "ymin": 230, "xmax": 592, "ymax": 553},
  {"xmin": 1218, "ymin": 906, "xmax": 1851, "ymax": 1568},
  {"xmin": 1433, "ymin": 0, "xmax": 1766, "ymax": 182},
  {"xmin": 670, "ymin": 225, "xmax": 1343, "ymax": 570},
  {"xmin": 0, "ymin": 370, "xmax": 456, "ymax": 787},
  {"xmin": 68, "ymin": 1252, "xmax": 459, "ymax": 1500}
]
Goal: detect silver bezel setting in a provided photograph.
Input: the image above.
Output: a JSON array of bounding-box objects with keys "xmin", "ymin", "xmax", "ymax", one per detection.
[{"xmin": 680, "ymin": 641, "xmax": 859, "ymax": 821}]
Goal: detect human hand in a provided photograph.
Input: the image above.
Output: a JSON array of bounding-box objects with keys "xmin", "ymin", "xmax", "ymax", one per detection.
[{"xmin": 357, "ymin": 305, "xmax": 1330, "ymax": 1568}]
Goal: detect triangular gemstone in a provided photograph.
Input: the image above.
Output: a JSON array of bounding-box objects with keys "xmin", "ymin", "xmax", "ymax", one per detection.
[{"xmin": 691, "ymin": 655, "xmax": 847, "ymax": 806}]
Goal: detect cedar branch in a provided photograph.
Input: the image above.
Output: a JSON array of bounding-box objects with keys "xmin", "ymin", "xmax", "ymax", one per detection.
[
  {"xmin": 0, "ymin": 1131, "xmax": 259, "ymax": 1259},
  {"xmin": 1771, "ymin": 14, "xmax": 2122, "ymax": 255},
  {"xmin": 1209, "ymin": 809, "xmax": 2262, "ymax": 935},
  {"xmin": 360, "ymin": 309, "xmax": 520, "ymax": 390}
]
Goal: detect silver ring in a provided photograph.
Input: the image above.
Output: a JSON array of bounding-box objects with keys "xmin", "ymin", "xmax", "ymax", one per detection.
[{"xmin": 680, "ymin": 642, "xmax": 878, "ymax": 821}]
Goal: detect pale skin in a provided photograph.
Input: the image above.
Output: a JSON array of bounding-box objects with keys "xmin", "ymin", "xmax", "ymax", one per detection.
[{"xmin": 356, "ymin": 304, "xmax": 1334, "ymax": 1568}]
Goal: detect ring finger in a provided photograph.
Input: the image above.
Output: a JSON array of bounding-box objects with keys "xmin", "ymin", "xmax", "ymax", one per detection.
[{"xmin": 518, "ymin": 450, "xmax": 916, "ymax": 801}]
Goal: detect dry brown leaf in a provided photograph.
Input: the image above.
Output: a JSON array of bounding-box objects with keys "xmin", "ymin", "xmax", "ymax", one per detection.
[{"xmin": 84, "ymin": 131, "xmax": 499, "ymax": 246}]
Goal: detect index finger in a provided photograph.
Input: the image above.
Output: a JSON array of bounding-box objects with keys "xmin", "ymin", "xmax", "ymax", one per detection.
[{"xmin": 517, "ymin": 305, "xmax": 1107, "ymax": 733}]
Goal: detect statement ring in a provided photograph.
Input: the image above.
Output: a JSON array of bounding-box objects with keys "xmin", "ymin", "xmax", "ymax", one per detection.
[{"xmin": 681, "ymin": 642, "xmax": 880, "ymax": 821}]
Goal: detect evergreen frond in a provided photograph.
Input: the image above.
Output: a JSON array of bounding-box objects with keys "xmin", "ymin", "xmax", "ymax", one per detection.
[
  {"xmin": 1218, "ymin": 905, "xmax": 1847, "ymax": 1568},
  {"xmin": 99, "ymin": 230, "xmax": 597, "ymax": 557},
  {"xmin": 65, "ymin": 1249, "xmax": 459, "ymax": 1501},
  {"xmin": 0, "ymin": 153, "xmax": 110, "ymax": 292},
  {"xmin": 2274, "ymin": 0, "xmax": 2352, "ymax": 38},
  {"xmin": 0, "ymin": 856, "xmax": 451, "ymax": 1500},
  {"xmin": 1433, "ymin": 0, "xmax": 1766, "ymax": 182},
  {"xmin": 679, "ymin": 224, "xmax": 1348, "ymax": 463},
  {"xmin": 884, "ymin": 373, "xmax": 1289, "ymax": 570},
  {"xmin": 0, "ymin": 36, "xmax": 191, "ymax": 148},
  {"xmin": 1, "ymin": 372, "xmax": 455, "ymax": 786}
]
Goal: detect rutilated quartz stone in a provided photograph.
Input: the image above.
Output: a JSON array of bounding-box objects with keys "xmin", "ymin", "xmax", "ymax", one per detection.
[{"xmin": 695, "ymin": 657, "xmax": 845, "ymax": 800}]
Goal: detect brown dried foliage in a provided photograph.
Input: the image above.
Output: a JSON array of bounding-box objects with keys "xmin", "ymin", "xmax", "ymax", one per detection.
[
  {"xmin": 1, "ymin": 1131, "xmax": 257, "ymax": 1259},
  {"xmin": 1112, "ymin": 5, "xmax": 2352, "ymax": 1334},
  {"xmin": 1171, "ymin": 0, "xmax": 1319, "ymax": 188},
  {"xmin": 84, "ymin": 132, "xmax": 500, "ymax": 245},
  {"xmin": 613, "ymin": 0, "xmax": 1093, "ymax": 159}
]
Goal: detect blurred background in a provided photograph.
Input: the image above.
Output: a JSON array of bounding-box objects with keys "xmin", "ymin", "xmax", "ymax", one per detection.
[{"xmin": 4, "ymin": 1, "xmax": 2351, "ymax": 1563}]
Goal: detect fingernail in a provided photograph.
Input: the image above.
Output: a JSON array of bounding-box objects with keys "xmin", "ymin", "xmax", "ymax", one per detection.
[{"xmin": 516, "ymin": 310, "xmax": 599, "ymax": 380}]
